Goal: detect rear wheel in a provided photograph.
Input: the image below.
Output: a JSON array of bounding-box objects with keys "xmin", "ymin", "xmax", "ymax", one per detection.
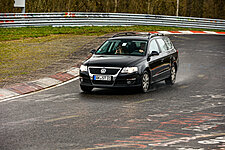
[
  {"xmin": 140, "ymin": 71, "xmax": 150, "ymax": 93},
  {"xmin": 80, "ymin": 85, "xmax": 93, "ymax": 93},
  {"xmin": 165, "ymin": 64, "xmax": 176, "ymax": 85}
]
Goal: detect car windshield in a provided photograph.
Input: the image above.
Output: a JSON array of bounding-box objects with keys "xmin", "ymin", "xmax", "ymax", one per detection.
[{"xmin": 96, "ymin": 39, "xmax": 148, "ymax": 56}]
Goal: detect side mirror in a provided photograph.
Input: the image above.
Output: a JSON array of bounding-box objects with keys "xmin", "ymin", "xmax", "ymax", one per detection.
[
  {"xmin": 147, "ymin": 51, "xmax": 159, "ymax": 61},
  {"xmin": 90, "ymin": 49, "xmax": 96, "ymax": 54},
  {"xmin": 150, "ymin": 51, "xmax": 159, "ymax": 56}
]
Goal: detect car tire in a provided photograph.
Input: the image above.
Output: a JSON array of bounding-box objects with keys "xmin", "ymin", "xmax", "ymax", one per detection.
[
  {"xmin": 165, "ymin": 64, "xmax": 176, "ymax": 85},
  {"xmin": 80, "ymin": 85, "xmax": 93, "ymax": 93},
  {"xmin": 140, "ymin": 71, "xmax": 150, "ymax": 93}
]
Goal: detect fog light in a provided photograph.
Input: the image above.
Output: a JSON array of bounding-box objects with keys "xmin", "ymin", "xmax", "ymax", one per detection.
[
  {"xmin": 127, "ymin": 78, "xmax": 136, "ymax": 81},
  {"xmin": 127, "ymin": 78, "xmax": 136, "ymax": 84},
  {"xmin": 127, "ymin": 81, "xmax": 132, "ymax": 84},
  {"xmin": 80, "ymin": 77, "xmax": 83, "ymax": 82}
]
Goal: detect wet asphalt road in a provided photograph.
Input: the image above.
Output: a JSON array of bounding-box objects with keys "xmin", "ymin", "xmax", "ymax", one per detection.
[{"xmin": 0, "ymin": 35, "xmax": 225, "ymax": 150}]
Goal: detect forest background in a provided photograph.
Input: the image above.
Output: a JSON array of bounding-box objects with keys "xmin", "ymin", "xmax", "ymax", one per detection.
[{"xmin": 0, "ymin": 0, "xmax": 225, "ymax": 19}]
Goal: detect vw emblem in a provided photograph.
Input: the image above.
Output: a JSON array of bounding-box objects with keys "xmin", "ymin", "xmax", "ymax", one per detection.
[{"xmin": 101, "ymin": 68, "xmax": 107, "ymax": 74}]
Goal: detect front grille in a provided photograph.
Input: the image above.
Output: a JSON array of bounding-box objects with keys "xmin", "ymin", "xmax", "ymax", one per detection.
[{"xmin": 89, "ymin": 68, "xmax": 120, "ymax": 75}]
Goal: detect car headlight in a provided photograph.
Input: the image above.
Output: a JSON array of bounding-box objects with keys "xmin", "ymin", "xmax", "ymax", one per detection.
[
  {"xmin": 121, "ymin": 67, "xmax": 138, "ymax": 74},
  {"xmin": 80, "ymin": 65, "xmax": 88, "ymax": 72}
]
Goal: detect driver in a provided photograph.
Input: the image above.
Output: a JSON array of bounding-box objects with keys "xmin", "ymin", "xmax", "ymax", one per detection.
[
  {"xmin": 115, "ymin": 43, "xmax": 123, "ymax": 54},
  {"xmin": 115, "ymin": 43, "xmax": 129, "ymax": 54}
]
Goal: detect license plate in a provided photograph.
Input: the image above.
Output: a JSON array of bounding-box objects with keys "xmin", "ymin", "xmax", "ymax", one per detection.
[{"xmin": 93, "ymin": 75, "xmax": 111, "ymax": 81}]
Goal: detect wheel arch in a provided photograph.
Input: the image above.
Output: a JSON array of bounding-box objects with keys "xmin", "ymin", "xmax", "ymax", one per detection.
[{"xmin": 143, "ymin": 67, "xmax": 152, "ymax": 84}]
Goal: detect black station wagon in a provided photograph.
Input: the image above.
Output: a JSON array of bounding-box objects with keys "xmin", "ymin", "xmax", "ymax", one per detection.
[{"xmin": 79, "ymin": 32, "xmax": 179, "ymax": 93}]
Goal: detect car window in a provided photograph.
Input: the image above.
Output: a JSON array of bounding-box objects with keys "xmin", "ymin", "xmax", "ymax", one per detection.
[
  {"xmin": 96, "ymin": 39, "xmax": 148, "ymax": 56},
  {"xmin": 156, "ymin": 39, "xmax": 168, "ymax": 52},
  {"xmin": 164, "ymin": 37, "xmax": 174, "ymax": 50},
  {"xmin": 149, "ymin": 40, "xmax": 160, "ymax": 53},
  {"xmin": 97, "ymin": 40, "xmax": 113, "ymax": 54}
]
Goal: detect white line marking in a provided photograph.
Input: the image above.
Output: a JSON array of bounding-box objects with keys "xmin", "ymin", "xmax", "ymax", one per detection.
[
  {"xmin": 203, "ymin": 31, "xmax": 217, "ymax": 34},
  {"xmin": 178, "ymin": 31, "xmax": 194, "ymax": 34},
  {"xmin": 158, "ymin": 31, "xmax": 173, "ymax": 34}
]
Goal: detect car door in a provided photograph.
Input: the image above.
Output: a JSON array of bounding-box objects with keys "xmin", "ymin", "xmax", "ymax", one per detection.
[
  {"xmin": 155, "ymin": 38, "xmax": 171, "ymax": 80},
  {"xmin": 148, "ymin": 39, "xmax": 164, "ymax": 82}
]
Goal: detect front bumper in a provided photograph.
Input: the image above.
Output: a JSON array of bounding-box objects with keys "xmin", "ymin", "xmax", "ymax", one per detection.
[{"xmin": 80, "ymin": 71, "xmax": 142, "ymax": 88}]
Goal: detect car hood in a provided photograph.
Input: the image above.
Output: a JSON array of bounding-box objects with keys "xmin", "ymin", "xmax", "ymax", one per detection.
[{"xmin": 84, "ymin": 55, "xmax": 144, "ymax": 67}]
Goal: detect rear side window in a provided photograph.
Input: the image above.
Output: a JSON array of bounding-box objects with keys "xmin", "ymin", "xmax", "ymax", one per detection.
[
  {"xmin": 149, "ymin": 40, "xmax": 160, "ymax": 53},
  {"xmin": 164, "ymin": 37, "xmax": 174, "ymax": 50},
  {"xmin": 156, "ymin": 39, "xmax": 168, "ymax": 52}
]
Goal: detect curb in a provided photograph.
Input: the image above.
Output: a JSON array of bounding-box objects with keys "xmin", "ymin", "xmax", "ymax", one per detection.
[
  {"xmin": 149, "ymin": 31, "xmax": 225, "ymax": 35},
  {"xmin": 0, "ymin": 67, "xmax": 80, "ymax": 101},
  {"xmin": 0, "ymin": 31, "xmax": 225, "ymax": 101}
]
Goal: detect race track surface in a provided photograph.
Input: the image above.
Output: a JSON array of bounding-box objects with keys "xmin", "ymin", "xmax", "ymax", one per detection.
[{"xmin": 0, "ymin": 35, "xmax": 225, "ymax": 150}]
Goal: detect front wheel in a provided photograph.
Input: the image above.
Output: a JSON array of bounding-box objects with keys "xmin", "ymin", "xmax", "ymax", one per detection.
[
  {"xmin": 165, "ymin": 64, "xmax": 176, "ymax": 85},
  {"xmin": 140, "ymin": 71, "xmax": 150, "ymax": 93},
  {"xmin": 80, "ymin": 85, "xmax": 93, "ymax": 93}
]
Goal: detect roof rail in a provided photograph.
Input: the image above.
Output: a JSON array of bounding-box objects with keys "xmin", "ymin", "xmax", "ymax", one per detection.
[
  {"xmin": 112, "ymin": 32, "xmax": 137, "ymax": 37},
  {"xmin": 149, "ymin": 33, "xmax": 165, "ymax": 38},
  {"xmin": 112, "ymin": 32, "xmax": 164, "ymax": 38}
]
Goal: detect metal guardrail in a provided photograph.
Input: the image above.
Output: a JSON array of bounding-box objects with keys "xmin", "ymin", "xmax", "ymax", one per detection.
[{"xmin": 0, "ymin": 12, "xmax": 225, "ymax": 30}]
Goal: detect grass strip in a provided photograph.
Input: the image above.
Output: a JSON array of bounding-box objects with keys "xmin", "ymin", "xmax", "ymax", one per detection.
[
  {"xmin": 0, "ymin": 25, "xmax": 224, "ymax": 41},
  {"xmin": 0, "ymin": 34, "xmax": 96, "ymax": 86}
]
